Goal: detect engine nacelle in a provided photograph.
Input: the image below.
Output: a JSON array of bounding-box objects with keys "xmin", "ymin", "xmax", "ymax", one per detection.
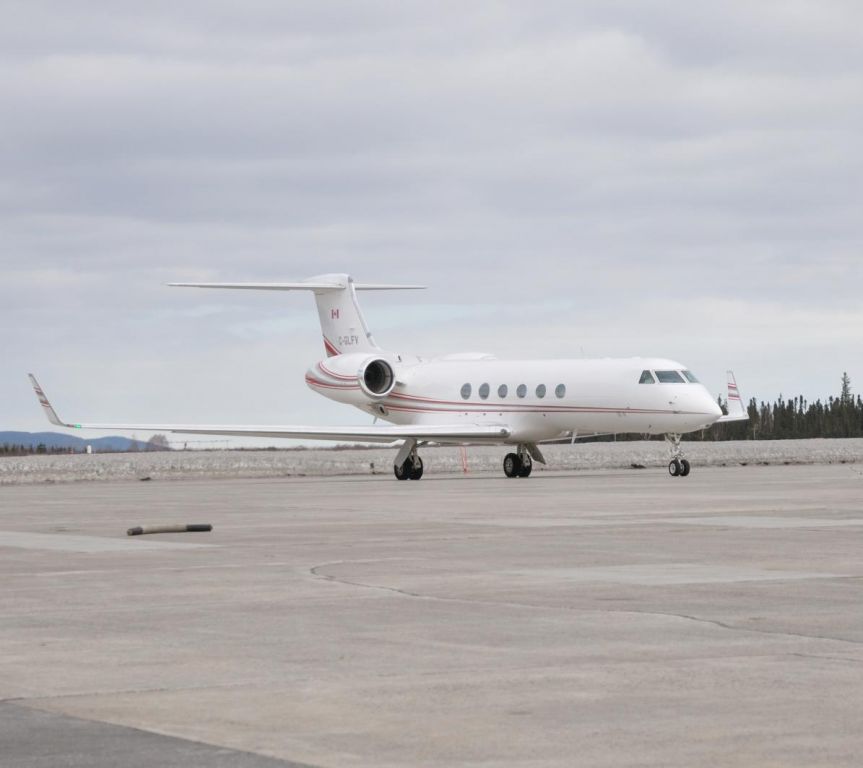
[
  {"xmin": 306, "ymin": 353, "xmax": 399, "ymax": 403},
  {"xmin": 358, "ymin": 357, "xmax": 396, "ymax": 399}
]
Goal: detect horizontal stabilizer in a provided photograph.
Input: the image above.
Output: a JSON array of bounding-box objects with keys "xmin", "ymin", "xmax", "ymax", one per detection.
[
  {"xmin": 168, "ymin": 282, "xmax": 425, "ymax": 292},
  {"xmin": 168, "ymin": 273, "xmax": 424, "ymax": 357}
]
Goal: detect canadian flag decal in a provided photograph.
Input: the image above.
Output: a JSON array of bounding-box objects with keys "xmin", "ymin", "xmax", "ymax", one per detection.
[{"xmin": 331, "ymin": 309, "xmax": 339, "ymax": 319}]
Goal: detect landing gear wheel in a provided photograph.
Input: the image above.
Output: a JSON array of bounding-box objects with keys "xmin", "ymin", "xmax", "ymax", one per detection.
[
  {"xmin": 517, "ymin": 455, "xmax": 533, "ymax": 477},
  {"xmin": 394, "ymin": 460, "xmax": 411, "ymax": 481},
  {"xmin": 503, "ymin": 453, "xmax": 521, "ymax": 478},
  {"xmin": 409, "ymin": 456, "xmax": 424, "ymax": 480},
  {"xmin": 664, "ymin": 434, "xmax": 690, "ymax": 479}
]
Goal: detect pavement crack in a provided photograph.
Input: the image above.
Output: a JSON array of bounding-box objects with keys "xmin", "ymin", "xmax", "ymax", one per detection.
[
  {"xmin": 6, "ymin": 681, "xmax": 271, "ymax": 706},
  {"xmin": 611, "ymin": 609, "xmax": 863, "ymax": 647},
  {"xmin": 786, "ymin": 652, "xmax": 863, "ymax": 665},
  {"xmin": 309, "ymin": 563, "xmax": 426, "ymax": 600},
  {"xmin": 310, "ymin": 563, "xmax": 863, "ymax": 650}
]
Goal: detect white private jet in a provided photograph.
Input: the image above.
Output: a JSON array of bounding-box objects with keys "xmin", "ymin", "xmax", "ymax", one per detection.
[{"xmin": 30, "ymin": 273, "xmax": 747, "ymax": 479}]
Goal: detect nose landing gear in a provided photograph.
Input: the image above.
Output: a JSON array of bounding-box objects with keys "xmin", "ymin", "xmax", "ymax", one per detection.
[
  {"xmin": 668, "ymin": 457, "xmax": 691, "ymax": 477},
  {"xmin": 665, "ymin": 434, "xmax": 691, "ymax": 477}
]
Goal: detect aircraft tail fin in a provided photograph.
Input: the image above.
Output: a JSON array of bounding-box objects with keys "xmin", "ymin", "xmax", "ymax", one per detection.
[
  {"xmin": 717, "ymin": 370, "xmax": 749, "ymax": 422},
  {"xmin": 168, "ymin": 274, "xmax": 425, "ymax": 357}
]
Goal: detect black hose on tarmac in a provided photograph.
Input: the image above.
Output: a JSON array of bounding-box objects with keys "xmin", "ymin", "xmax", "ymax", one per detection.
[{"xmin": 127, "ymin": 524, "xmax": 213, "ymax": 536}]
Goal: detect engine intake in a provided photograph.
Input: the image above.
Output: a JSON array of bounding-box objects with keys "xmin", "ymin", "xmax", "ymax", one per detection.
[{"xmin": 359, "ymin": 358, "xmax": 396, "ymax": 399}]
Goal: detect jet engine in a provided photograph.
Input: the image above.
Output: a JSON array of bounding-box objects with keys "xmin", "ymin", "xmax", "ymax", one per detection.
[
  {"xmin": 358, "ymin": 357, "xmax": 396, "ymax": 399},
  {"xmin": 306, "ymin": 352, "xmax": 400, "ymax": 403}
]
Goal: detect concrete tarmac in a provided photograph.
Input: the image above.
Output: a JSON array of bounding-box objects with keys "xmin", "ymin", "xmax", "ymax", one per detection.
[{"xmin": 2, "ymin": 464, "xmax": 863, "ymax": 767}]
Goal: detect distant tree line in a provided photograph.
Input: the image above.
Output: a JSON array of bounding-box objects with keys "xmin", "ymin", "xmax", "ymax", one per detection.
[
  {"xmin": 0, "ymin": 434, "xmax": 171, "ymax": 457},
  {"xmin": 0, "ymin": 444, "xmax": 79, "ymax": 457},
  {"xmin": 700, "ymin": 372, "xmax": 862, "ymax": 441},
  {"xmin": 666, "ymin": 371, "xmax": 861, "ymax": 442}
]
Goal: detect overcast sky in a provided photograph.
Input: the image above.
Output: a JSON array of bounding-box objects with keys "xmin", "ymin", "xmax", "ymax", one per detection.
[{"xmin": 2, "ymin": 1, "xmax": 861, "ymax": 442}]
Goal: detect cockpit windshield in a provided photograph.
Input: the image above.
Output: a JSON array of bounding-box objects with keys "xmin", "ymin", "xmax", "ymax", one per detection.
[
  {"xmin": 641, "ymin": 369, "xmax": 699, "ymax": 383},
  {"xmin": 655, "ymin": 370, "xmax": 686, "ymax": 384}
]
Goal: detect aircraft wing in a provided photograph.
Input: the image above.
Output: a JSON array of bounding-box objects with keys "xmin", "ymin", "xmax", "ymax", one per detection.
[
  {"xmin": 28, "ymin": 375, "xmax": 509, "ymax": 444},
  {"xmin": 716, "ymin": 370, "xmax": 749, "ymax": 423}
]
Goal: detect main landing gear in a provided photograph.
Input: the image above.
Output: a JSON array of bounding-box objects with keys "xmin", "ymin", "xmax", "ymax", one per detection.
[
  {"xmin": 392, "ymin": 440, "xmax": 544, "ymax": 481},
  {"xmin": 394, "ymin": 454, "xmax": 423, "ymax": 481},
  {"xmin": 393, "ymin": 440, "xmax": 424, "ymax": 481},
  {"xmin": 503, "ymin": 446, "xmax": 533, "ymax": 478},
  {"xmin": 665, "ymin": 433, "xmax": 691, "ymax": 478}
]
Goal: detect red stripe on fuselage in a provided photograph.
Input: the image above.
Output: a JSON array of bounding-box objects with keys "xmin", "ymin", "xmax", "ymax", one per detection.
[
  {"xmin": 304, "ymin": 378, "xmax": 714, "ymax": 417},
  {"xmin": 318, "ymin": 361, "xmax": 355, "ymax": 381},
  {"xmin": 382, "ymin": 402, "xmax": 711, "ymax": 417},
  {"xmin": 383, "ymin": 391, "xmax": 695, "ymax": 415},
  {"xmin": 305, "ymin": 375, "xmax": 359, "ymax": 390}
]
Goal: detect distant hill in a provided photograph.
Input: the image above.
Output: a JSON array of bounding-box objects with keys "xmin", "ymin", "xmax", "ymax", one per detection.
[{"xmin": 0, "ymin": 431, "xmax": 153, "ymax": 452}]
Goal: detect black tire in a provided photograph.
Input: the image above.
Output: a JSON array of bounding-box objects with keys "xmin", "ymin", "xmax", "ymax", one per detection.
[
  {"xmin": 503, "ymin": 452, "xmax": 521, "ymax": 478},
  {"xmin": 668, "ymin": 459, "xmax": 681, "ymax": 477},
  {"xmin": 409, "ymin": 456, "xmax": 424, "ymax": 480},
  {"xmin": 394, "ymin": 460, "xmax": 411, "ymax": 480},
  {"xmin": 680, "ymin": 459, "xmax": 691, "ymax": 477},
  {"xmin": 517, "ymin": 455, "xmax": 533, "ymax": 477}
]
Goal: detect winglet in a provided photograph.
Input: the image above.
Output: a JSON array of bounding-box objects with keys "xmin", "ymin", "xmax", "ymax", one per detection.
[
  {"xmin": 717, "ymin": 370, "xmax": 748, "ymax": 423},
  {"xmin": 28, "ymin": 374, "xmax": 77, "ymax": 428}
]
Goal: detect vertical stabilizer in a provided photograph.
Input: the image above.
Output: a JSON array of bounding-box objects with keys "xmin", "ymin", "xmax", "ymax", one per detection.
[{"xmin": 309, "ymin": 274, "xmax": 378, "ymax": 357}]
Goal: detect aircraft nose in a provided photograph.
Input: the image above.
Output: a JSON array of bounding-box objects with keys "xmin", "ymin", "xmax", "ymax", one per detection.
[{"xmin": 705, "ymin": 390, "xmax": 723, "ymax": 418}]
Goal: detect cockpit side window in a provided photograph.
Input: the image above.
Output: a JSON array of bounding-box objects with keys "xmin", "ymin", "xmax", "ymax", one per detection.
[
  {"xmin": 682, "ymin": 370, "xmax": 699, "ymax": 383},
  {"xmin": 655, "ymin": 370, "xmax": 686, "ymax": 383},
  {"xmin": 639, "ymin": 370, "xmax": 655, "ymax": 384}
]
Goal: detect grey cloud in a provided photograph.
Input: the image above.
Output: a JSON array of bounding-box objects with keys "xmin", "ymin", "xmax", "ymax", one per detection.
[{"xmin": 2, "ymin": 1, "xmax": 862, "ymax": 433}]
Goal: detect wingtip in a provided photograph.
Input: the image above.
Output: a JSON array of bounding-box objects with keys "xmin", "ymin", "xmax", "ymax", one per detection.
[{"xmin": 28, "ymin": 374, "xmax": 67, "ymax": 427}]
